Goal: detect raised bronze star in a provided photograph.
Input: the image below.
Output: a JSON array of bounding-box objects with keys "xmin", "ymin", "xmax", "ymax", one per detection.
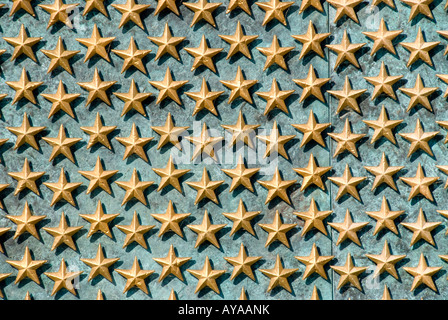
[
  {"xmin": 42, "ymin": 212, "xmax": 83, "ymax": 251},
  {"xmin": 43, "ymin": 168, "xmax": 82, "ymax": 206},
  {"xmin": 41, "ymin": 80, "xmax": 80, "ymax": 118},
  {"xmin": 147, "ymin": 23, "xmax": 185, "ymax": 61},
  {"xmin": 404, "ymin": 253, "xmax": 441, "ymax": 292},
  {"xmin": 222, "ymin": 198, "xmax": 260, "ymax": 236},
  {"xmin": 6, "ymin": 68, "xmax": 43, "ymax": 105},
  {"xmin": 257, "ymin": 167, "xmax": 296, "ymax": 205},
  {"xmin": 0, "ymin": 273, "xmax": 11, "ymax": 299},
  {"xmin": 255, "ymin": 0, "xmax": 294, "ymax": 26},
  {"xmin": 239, "ymin": 287, "xmax": 247, "ymax": 300},
  {"xmin": 42, "ymin": 124, "xmax": 81, "ymax": 163},
  {"xmin": 76, "ymin": 24, "xmax": 115, "ymax": 63},
  {"xmin": 186, "ymin": 167, "xmax": 224, "ymax": 205},
  {"xmin": 224, "ymin": 243, "xmax": 261, "ymax": 281},
  {"xmin": 372, "ymin": 0, "xmax": 396, "ymax": 7},
  {"xmin": 149, "ymin": 68, "xmax": 188, "ymax": 105},
  {"xmin": 437, "ymin": 30, "xmax": 448, "ymax": 55},
  {"xmin": 221, "ymin": 111, "xmax": 259, "ymax": 148},
  {"xmin": 115, "ymin": 168, "xmax": 154, "ymax": 205},
  {"xmin": 153, "ymin": 0, "xmax": 180, "ymax": 15},
  {"xmin": 184, "ymin": 35, "xmax": 223, "ymax": 72},
  {"xmin": 219, "ymin": 22, "xmax": 258, "ymax": 60},
  {"xmin": 362, "ymin": 18, "xmax": 402, "ymax": 56},
  {"xmin": 259, "ymin": 254, "xmax": 298, "ymax": 292},
  {"xmin": 436, "ymin": 165, "xmax": 448, "ymax": 188},
  {"xmin": 188, "ymin": 210, "xmax": 226, "ymax": 248},
  {"xmin": 258, "ymin": 210, "xmax": 296, "ymax": 248},
  {"xmin": 310, "ymin": 286, "xmax": 320, "ymax": 300},
  {"xmin": 400, "ymin": 27, "xmax": 439, "ymax": 67},
  {"xmin": 153, "ymin": 156, "xmax": 190, "ymax": 193},
  {"xmin": 8, "ymin": 158, "xmax": 45, "ymax": 196},
  {"xmin": 38, "ymin": 0, "xmax": 79, "ymax": 29},
  {"xmin": 6, "ymin": 201, "xmax": 46, "ymax": 240},
  {"xmin": 256, "ymin": 35, "xmax": 294, "ymax": 71},
  {"xmin": 293, "ymin": 64, "xmax": 330, "ymax": 103},
  {"xmin": 399, "ymin": 163, "xmax": 438, "ymax": 201},
  {"xmin": 186, "ymin": 78, "xmax": 224, "ymax": 116},
  {"xmin": 41, "ymin": 37, "xmax": 80, "ymax": 74},
  {"xmin": 364, "ymin": 61, "xmax": 403, "ymax": 100},
  {"xmin": 364, "ymin": 152, "xmax": 404, "ymax": 191},
  {"xmin": 293, "ymin": 198, "xmax": 332, "ymax": 236},
  {"xmin": 328, "ymin": 76, "xmax": 366, "ymax": 114},
  {"xmin": 362, "ymin": 105, "xmax": 403, "ymax": 144},
  {"xmin": 327, "ymin": 0, "xmax": 363, "ymax": 23},
  {"xmin": 116, "ymin": 123, "xmax": 153, "ymax": 162},
  {"xmin": 111, "ymin": 0, "xmax": 150, "ymax": 29},
  {"xmin": 292, "ymin": 21, "xmax": 330, "ymax": 60},
  {"xmin": 328, "ymin": 164, "xmax": 366, "ymax": 201},
  {"xmin": 44, "ymin": 259, "xmax": 83, "ymax": 296},
  {"xmin": 220, "ymin": 67, "xmax": 258, "ymax": 104},
  {"xmin": 436, "ymin": 74, "xmax": 448, "ymax": 99},
  {"xmin": 151, "ymin": 200, "xmax": 191, "ymax": 238},
  {"xmin": 112, "ymin": 37, "xmax": 151, "ymax": 74},
  {"xmin": 78, "ymin": 156, "xmax": 119, "ymax": 194},
  {"xmin": 330, "ymin": 253, "xmax": 367, "ymax": 291},
  {"xmin": 221, "ymin": 155, "xmax": 260, "ymax": 192},
  {"xmin": 153, "ymin": 245, "xmax": 191, "ymax": 281},
  {"xmin": 366, "ymin": 196, "xmax": 404, "ymax": 235},
  {"xmin": 151, "ymin": 112, "xmax": 189, "ymax": 150},
  {"xmin": 401, "ymin": 208, "xmax": 441, "ymax": 246},
  {"xmin": 401, "ymin": 0, "xmax": 434, "ymax": 21},
  {"xmin": 117, "ymin": 211, "xmax": 154, "ymax": 249},
  {"xmin": 6, "ymin": 247, "xmax": 47, "ymax": 284},
  {"xmin": 81, "ymin": 244, "xmax": 119, "ymax": 282},
  {"xmin": 295, "ymin": 243, "xmax": 334, "ymax": 280},
  {"xmin": 113, "ymin": 79, "xmax": 152, "ymax": 117},
  {"xmin": 77, "ymin": 68, "xmax": 117, "ymax": 106},
  {"xmin": 226, "ymin": 0, "xmax": 251, "ymax": 14},
  {"xmin": 293, "ymin": 153, "xmax": 331, "ymax": 191},
  {"xmin": 257, "ymin": 121, "xmax": 295, "ymax": 160},
  {"xmin": 399, "ymin": 74, "xmax": 438, "ymax": 112},
  {"xmin": 184, "ymin": 0, "xmax": 222, "ymax": 27},
  {"xmin": 3, "ymin": 24, "xmax": 42, "ymax": 62},
  {"xmin": 83, "ymin": 0, "xmax": 108, "ymax": 16},
  {"xmin": 9, "ymin": 0, "xmax": 37, "ymax": 16},
  {"xmin": 256, "ymin": 78, "xmax": 294, "ymax": 115},
  {"xmin": 366, "ymin": 240, "xmax": 406, "ymax": 279},
  {"xmin": 185, "ymin": 122, "xmax": 223, "ymax": 161},
  {"xmin": 6, "ymin": 112, "xmax": 45, "ymax": 150},
  {"xmin": 0, "ymin": 226, "xmax": 11, "ymax": 252},
  {"xmin": 328, "ymin": 209, "xmax": 369, "ymax": 246},
  {"xmin": 399, "ymin": 119, "xmax": 438, "ymax": 157},
  {"xmin": 328, "ymin": 118, "xmax": 365, "ymax": 158},
  {"xmin": 292, "ymin": 110, "xmax": 331, "ymax": 148},
  {"xmin": 80, "ymin": 112, "xmax": 116, "ymax": 149},
  {"xmin": 79, "ymin": 200, "xmax": 119, "ymax": 238},
  {"xmin": 187, "ymin": 256, "xmax": 226, "ymax": 294},
  {"xmin": 326, "ymin": 30, "xmax": 365, "ymax": 69},
  {"xmin": 116, "ymin": 257, "xmax": 154, "ymax": 294}
]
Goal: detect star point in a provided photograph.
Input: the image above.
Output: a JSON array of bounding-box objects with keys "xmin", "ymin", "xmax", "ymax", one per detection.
[
  {"xmin": 6, "ymin": 112, "xmax": 45, "ymax": 150},
  {"xmin": 256, "ymin": 78, "xmax": 294, "ymax": 115},
  {"xmin": 41, "ymin": 80, "xmax": 80, "ymax": 118},
  {"xmin": 366, "ymin": 196, "xmax": 404, "ymax": 235},
  {"xmin": 113, "ymin": 79, "xmax": 152, "ymax": 117},
  {"xmin": 328, "ymin": 118, "xmax": 365, "ymax": 158},
  {"xmin": 327, "ymin": 0, "xmax": 363, "ymax": 23},
  {"xmin": 186, "ymin": 78, "xmax": 224, "ymax": 116},
  {"xmin": 362, "ymin": 105, "xmax": 403, "ymax": 144},
  {"xmin": 151, "ymin": 112, "xmax": 189, "ymax": 150},
  {"xmin": 41, "ymin": 37, "xmax": 80, "ymax": 74},
  {"xmin": 80, "ymin": 112, "xmax": 116, "ymax": 149},
  {"xmin": 328, "ymin": 75, "xmax": 366, "ymax": 114},
  {"xmin": 185, "ymin": 122, "xmax": 223, "ymax": 162},
  {"xmin": 8, "ymin": 158, "xmax": 45, "ymax": 196},
  {"xmin": 219, "ymin": 22, "xmax": 258, "ymax": 60},
  {"xmin": 366, "ymin": 240, "xmax": 406, "ymax": 279},
  {"xmin": 400, "ymin": 27, "xmax": 439, "ymax": 67},
  {"xmin": 293, "ymin": 153, "xmax": 331, "ymax": 191},
  {"xmin": 292, "ymin": 21, "xmax": 330, "ymax": 60},
  {"xmin": 77, "ymin": 68, "xmax": 117, "ymax": 106},
  {"xmin": 364, "ymin": 61, "xmax": 403, "ymax": 100},
  {"xmin": 6, "ymin": 68, "xmax": 43, "ymax": 105},
  {"xmin": 362, "ymin": 18, "xmax": 402, "ymax": 56},
  {"xmin": 38, "ymin": 0, "xmax": 79, "ymax": 29}
]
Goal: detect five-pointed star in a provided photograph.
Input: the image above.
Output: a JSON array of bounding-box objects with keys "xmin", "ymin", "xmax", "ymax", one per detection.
[
  {"xmin": 187, "ymin": 210, "xmax": 226, "ymax": 248},
  {"xmin": 293, "ymin": 64, "xmax": 330, "ymax": 103},
  {"xmin": 256, "ymin": 35, "xmax": 294, "ymax": 71},
  {"xmin": 221, "ymin": 155, "xmax": 260, "ymax": 192},
  {"xmin": 366, "ymin": 240, "xmax": 406, "ymax": 279},
  {"xmin": 117, "ymin": 211, "xmax": 154, "ymax": 249},
  {"xmin": 295, "ymin": 243, "xmax": 334, "ymax": 280},
  {"xmin": 153, "ymin": 245, "xmax": 191, "ymax": 281},
  {"xmin": 327, "ymin": 0, "xmax": 363, "ymax": 23},
  {"xmin": 154, "ymin": 0, "xmax": 180, "ymax": 15},
  {"xmin": 294, "ymin": 198, "xmax": 332, "ymax": 236},
  {"xmin": 6, "ymin": 247, "xmax": 47, "ymax": 284},
  {"xmin": 149, "ymin": 67, "xmax": 189, "ymax": 105},
  {"xmin": 330, "ymin": 253, "xmax": 367, "ymax": 291},
  {"xmin": 219, "ymin": 22, "xmax": 258, "ymax": 60},
  {"xmin": 41, "ymin": 37, "xmax": 80, "ymax": 74},
  {"xmin": 224, "ymin": 243, "xmax": 261, "ymax": 280},
  {"xmin": 399, "ymin": 163, "xmax": 438, "ymax": 201},
  {"xmin": 6, "ymin": 201, "xmax": 46, "ymax": 240},
  {"xmin": 259, "ymin": 254, "xmax": 298, "ymax": 292},
  {"xmin": 328, "ymin": 118, "xmax": 366, "ymax": 158},
  {"xmin": 399, "ymin": 74, "xmax": 438, "ymax": 112},
  {"xmin": 151, "ymin": 200, "xmax": 191, "ymax": 238},
  {"xmin": 292, "ymin": 110, "xmax": 331, "ymax": 148},
  {"xmin": 184, "ymin": 35, "xmax": 223, "ymax": 72},
  {"xmin": 362, "ymin": 105, "xmax": 403, "ymax": 144},
  {"xmin": 111, "ymin": 0, "xmax": 150, "ymax": 29},
  {"xmin": 292, "ymin": 21, "xmax": 330, "ymax": 59},
  {"xmin": 80, "ymin": 112, "xmax": 117, "ymax": 149},
  {"xmin": 76, "ymin": 24, "xmax": 115, "ymax": 62},
  {"xmin": 41, "ymin": 80, "xmax": 80, "ymax": 118},
  {"xmin": 42, "ymin": 124, "xmax": 81, "ymax": 163},
  {"xmin": 8, "ymin": 158, "xmax": 45, "ymax": 196},
  {"xmin": 362, "ymin": 18, "xmax": 402, "ymax": 56},
  {"xmin": 6, "ymin": 112, "xmax": 45, "ymax": 150},
  {"xmin": 3, "ymin": 24, "xmax": 42, "ymax": 62},
  {"xmin": 256, "ymin": 121, "xmax": 295, "ymax": 160},
  {"xmin": 115, "ymin": 168, "xmax": 154, "ymax": 205},
  {"xmin": 80, "ymin": 244, "xmax": 119, "ymax": 281},
  {"xmin": 184, "ymin": 0, "xmax": 222, "ymax": 27},
  {"xmin": 401, "ymin": 209, "xmax": 441, "ymax": 246},
  {"xmin": 401, "ymin": 0, "xmax": 434, "ymax": 21},
  {"xmin": 153, "ymin": 156, "xmax": 190, "ymax": 193},
  {"xmin": 116, "ymin": 123, "xmax": 153, "ymax": 162},
  {"xmin": 83, "ymin": 0, "xmax": 108, "ymax": 16},
  {"xmin": 186, "ymin": 78, "xmax": 224, "ymax": 116},
  {"xmin": 43, "ymin": 212, "xmax": 83, "ymax": 251},
  {"xmin": 113, "ymin": 79, "xmax": 152, "ymax": 117},
  {"xmin": 112, "ymin": 37, "xmax": 151, "ymax": 74},
  {"xmin": 38, "ymin": 0, "xmax": 79, "ymax": 29},
  {"xmin": 256, "ymin": 78, "xmax": 294, "ymax": 115},
  {"xmin": 44, "ymin": 259, "xmax": 83, "ymax": 296},
  {"xmin": 366, "ymin": 196, "xmax": 404, "ymax": 235},
  {"xmin": 328, "ymin": 165, "xmax": 366, "ymax": 201},
  {"xmin": 6, "ymin": 68, "xmax": 44, "ymax": 105},
  {"xmin": 79, "ymin": 156, "xmax": 119, "ymax": 194},
  {"xmin": 43, "ymin": 168, "xmax": 82, "ymax": 206},
  {"xmin": 257, "ymin": 167, "xmax": 296, "ymax": 205},
  {"xmin": 77, "ymin": 68, "xmax": 117, "ymax": 106},
  {"xmin": 116, "ymin": 257, "xmax": 154, "ymax": 294},
  {"xmin": 293, "ymin": 153, "xmax": 331, "ymax": 191},
  {"xmin": 404, "ymin": 253, "xmax": 441, "ymax": 292},
  {"xmin": 79, "ymin": 200, "xmax": 119, "ymax": 238},
  {"xmin": 151, "ymin": 112, "xmax": 189, "ymax": 150},
  {"xmin": 255, "ymin": 0, "xmax": 294, "ymax": 26},
  {"xmin": 220, "ymin": 67, "xmax": 258, "ymax": 104},
  {"xmin": 328, "ymin": 76, "xmax": 366, "ymax": 114},
  {"xmin": 222, "ymin": 198, "xmax": 260, "ymax": 235},
  {"xmin": 187, "ymin": 256, "xmax": 226, "ymax": 294},
  {"xmin": 226, "ymin": 0, "xmax": 251, "ymax": 14},
  {"xmin": 326, "ymin": 30, "xmax": 365, "ymax": 69},
  {"xmin": 221, "ymin": 111, "xmax": 259, "ymax": 148},
  {"xmin": 364, "ymin": 152, "xmax": 404, "ymax": 191},
  {"xmin": 185, "ymin": 122, "xmax": 223, "ymax": 161},
  {"xmin": 400, "ymin": 27, "xmax": 439, "ymax": 67},
  {"xmin": 9, "ymin": 0, "xmax": 37, "ymax": 16},
  {"xmin": 186, "ymin": 167, "xmax": 224, "ymax": 205},
  {"xmin": 328, "ymin": 209, "xmax": 369, "ymax": 246},
  {"xmin": 147, "ymin": 23, "xmax": 185, "ymax": 61},
  {"xmin": 364, "ymin": 61, "xmax": 403, "ymax": 100},
  {"xmin": 399, "ymin": 119, "xmax": 438, "ymax": 157},
  {"xmin": 258, "ymin": 210, "xmax": 297, "ymax": 248}
]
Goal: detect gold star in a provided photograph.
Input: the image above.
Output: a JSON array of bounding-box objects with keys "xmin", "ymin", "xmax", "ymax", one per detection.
[
  {"xmin": 187, "ymin": 256, "xmax": 226, "ymax": 294},
  {"xmin": 186, "ymin": 78, "xmax": 224, "ymax": 116},
  {"xmin": 256, "ymin": 79, "xmax": 294, "ymax": 116},
  {"xmin": 226, "ymin": 0, "xmax": 251, "ymax": 14},
  {"xmin": 220, "ymin": 67, "xmax": 258, "ymax": 104},
  {"xmin": 239, "ymin": 287, "xmax": 248, "ymax": 300},
  {"xmin": 116, "ymin": 257, "xmax": 154, "ymax": 294},
  {"xmin": 76, "ymin": 24, "xmax": 115, "ymax": 63},
  {"xmin": 115, "ymin": 168, "xmax": 153, "ymax": 206},
  {"xmin": 6, "ymin": 201, "xmax": 45, "ymax": 240},
  {"xmin": 257, "ymin": 167, "xmax": 296, "ymax": 205},
  {"xmin": 326, "ymin": 30, "xmax": 365, "ymax": 69},
  {"xmin": 43, "ymin": 168, "xmax": 82, "ymax": 206},
  {"xmin": 436, "ymin": 165, "xmax": 448, "ymax": 188},
  {"xmin": 44, "ymin": 259, "xmax": 83, "ymax": 296},
  {"xmin": 328, "ymin": 164, "xmax": 366, "ymax": 201},
  {"xmin": 41, "ymin": 80, "xmax": 80, "ymax": 119},
  {"xmin": 24, "ymin": 291, "xmax": 32, "ymax": 300},
  {"xmin": 9, "ymin": 0, "xmax": 37, "ymax": 16},
  {"xmin": 400, "ymin": 27, "xmax": 439, "ymax": 67},
  {"xmin": 111, "ymin": 0, "xmax": 150, "ymax": 29},
  {"xmin": 3, "ymin": 24, "xmax": 42, "ymax": 62},
  {"xmin": 292, "ymin": 110, "xmax": 331, "ymax": 148},
  {"xmin": 362, "ymin": 105, "xmax": 403, "ymax": 144},
  {"xmin": 112, "ymin": 37, "xmax": 151, "ymax": 74},
  {"xmin": 38, "ymin": 0, "xmax": 79, "ymax": 29},
  {"xmin": 168, "ymin": 289, "xmax": 177, "ymax": 300},
  {"xmin": 222, "ymin": 198, "xmax": 260, "ymax": 236},
  {"xmin": 151, "ymin": 200, "xmax": 191, "ymax": 238},
  {"xmin": 77, "ymin": 68, "xmax": 117, "ymax": 106},
  {"xmin": 293, "ymin": 198, "xmax": 332, "ymax": 236},
  {"xmin": 293, "ymin": 64, "xmax": 330, "ymax": 103},
  {"xmin": 364, "ymin": 152, "xmax": 404, "ymax": 191},
  {"xmin": 147, "ymin": 23, "xmax": 185, "ymax": 61},
  {"xmin": 372, "ymin": 0, "xmax": 396, "ymax": 7},
  {"xmin": 224, "ymin": 243, "xmax": 261, "ymax": 281},
  {"xmin": 116, "ymin": 123, "xmax": 152, "ymax": 162},
  {"xmin": 80, "ymin": 112, "xmax": 116, "ymax": 149},
  {"xmin": 113, "ymin": 79, "xmax": 152, "ymax": 117},
  {"xmin": 6, "ymin": 247, "xmax": 47, "ymax": 284},
  {"xmin": 399, "ymin": 119, "xmax": 438, "ymax": 157},
  {"xmin": 153, "ymin": 245, "xmax": 191, "ymax": 281},
  {"xmin": 328, "ymin": 209, "xmax": 368, "ymax": 246},
  {"xmin": 330, "ymin": 253, "xmax": 367, "ymax": 291},
  {"xmin": 187, "ymin": 210, "xmax": 226, "ymax": 248},
  {"xmin": 83, "ymin": 0, "xmax": 108, "ymax": 16},
  {"xmin": 399, "ymin": 75, "xmax": 438, "ymax": 112},
  {"xmin": 256, "ymin": 121, "xmax": 295, "ymax": 160},
  {"xmin": 184, "ymin": 35, "xmax": 223, "ymax": 73},
  {"xmin": 153, "ymin": 156, "xmax": 190, "ymax": 193},
  {"xmin": 399, "ymin": 163, "xmax": 438, "ymax": 201},
  {"xmin": 366, "ymin": 240, "xmax": 406, "ymax": 279},
  {"xmin": 117, "ymin": 211, "xmax": 154, "ymax": 249},
  {"xmin": 404, "ymin": 253, "xmax": 441, "ymax": 292},
  {"xmin": 186, "ymin": 168, "xmax": 224, "ymax": 205},
  {"xmin": 41, "ymin": 37, "xmax": 80, "ymax": 74},
  {"xmin": 292, "ymin": 21, "xmax": 330, "ymax": 60},
  {"xmin": 153, "ymin": 0, "xmax": 180, "ymax": 15},
  {"xmin": 366, "ymin": 196, "xmax": 404, "ymax": 235},
  {"xmin": 221, "ymin": 112, "xmax": 259, "ymax": 149},
  {"xmin": 258, "ymin": 210, "xmax": 296, "ymax": 248},
  {"xmin": 400, "ymin": 0, "xmax": 434, "ymax": 21},
  {"xmin": 328, "ymin": 118, "xmax": 365, "ymax": 158},
  {"xmin": 364, "ymin": 61, "xmax": 403, "ymax": 100},
  {"xmin": 80, "ymin": 244, "xmax": 119, "ymax": 282},
  {"xmin": 43, "ymin": 212, "xmax": 82, "ymax": 251},
  {"xmin": 382, "ymin": 285, "xmax": 392, "ymax": 300},
  {"xmin": 219, "ymin": 22, "xmax": 258, "ymax": 60},
  {"xmin": 328, "ymin": 76, "xmax": 367, "ymax": 114},
  {"xmin": 149, "ymin": 68, "xmax": 189, "ymax": 106},
  {"xmin": 6, "ymin": 68, "xmax": 43, "ymax": 105},
  {"xmin": 310, "ymin": 286, "xmax": 320, "ymax": 300},
  {"xmin": 8, "ymin": 158, "xmax": 45, "ymax": 196},
  {"xmin": 221, "ymin": 155, "xmax": 260, "ymax": 192},
  {"xmin": 184, "ymin": 0, "xmax": 222, "ymax": 27},
  {"xmin": 79, "ymin": 200, "xmax": 119, "ymax": 238},
  {"xmin": 6, "ymin": 112, "xmax": 45, "ymax": 150},
  {"xmin": 293, "ymin": 153, "xmax": 331, "ymax": 191},
  {"xmin": 362, "ymin": 18, "xmax": 402, "ymax": 56},
  {"xmin": 256, "ymin": 35, "xmax": 294, "ymax": 71},
  {"xmin": 401, "ymin": 209, "xmax": 441, "ymax": 246},
  {"xmin": 151, "ymin": 112, "xmax": 188, "ymax": 150},
  {"xmin": 185, "ymin": 122, "xmax": 223, "ymax": 161},
  {"xmin": 78, "ymin": 156, "xmax": 118, "ymax": 194},
  {"xmin": 259, "ymin": 254, "xmax": 298, "ymax": 292},
  {"xmin": 255, "ymin": 0, "xmax": 294, "ymax": 26},
  {"xmin": 327, "ymin": 0, "xmax": 363, "ymax": 23},
  {"xmin": 295, "ymin": 243, "xmax": 334, "ymax": 280},
  {"xmin": 42, "ymin": 124, "xmax": 81, "ymax": 163}
]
